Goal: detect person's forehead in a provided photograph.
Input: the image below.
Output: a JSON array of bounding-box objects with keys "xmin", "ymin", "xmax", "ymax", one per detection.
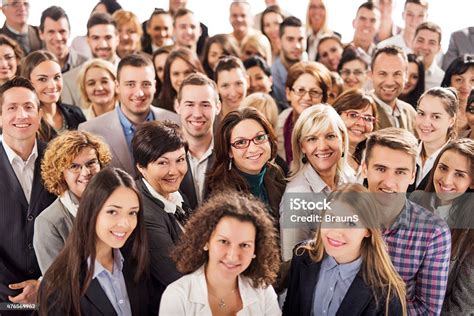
[
  {"xmin": 373, "ymin": 53, "xmax": 405, "ymax": 70},
  {"xmin": 283, "ymin": 26, "xmax": 304, "ymax": 37},
  {"xmin": 230, "ymin": 3, "xmax": 249, "ymax": 14},
  {"xmin": 176, "ymin": 13, "xmax": 197, "ymax": 25},
  {"xmin": 89, "ymin": 24, "xmax": 116, "ymax": 35},
  {"xmin": 44, "ymin": 17, "xmax": 70, "ymax": 29},
  {"xmin": 181, "ymin": 84, "xmax": 215, "ymax": 99},
  {"xmin": 119, "ymin": 65, "xmax": 154, "ymax": 80},
  {"xmin": 3, "ymin": 87, "xmax": 37, "ymax": 104}
]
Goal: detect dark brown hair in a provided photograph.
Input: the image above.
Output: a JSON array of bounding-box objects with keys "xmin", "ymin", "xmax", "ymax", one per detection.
[
  {"xmin": 171, "ymin": 190, "xmax": 280, "ymax": 288},
  {"xmin": 285, "ymin": 61, "xmax": 332, "ymax": 103},
  {"xmin": 201, "ymin": 34, "xmax": 240, "ymax": 80}
]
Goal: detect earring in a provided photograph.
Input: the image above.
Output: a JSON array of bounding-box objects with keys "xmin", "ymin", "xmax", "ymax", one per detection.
[
  {"xmin": 252, "ymin": 254, "xmax": 256, "ymax": 259},
  {"xmin": 341, "ymin": 151, "xmax": 345, "ymax": 158},
  {"xmin": 301, "ymin": 154, "xmax": 307, "ymax": 164},
  {"xmin": 203, "ymin": 245, "xmax": 209, "ymax": 251},
  {"xmin": 228, "ymin": 157, "xmax": 233, "ymax": 171}
]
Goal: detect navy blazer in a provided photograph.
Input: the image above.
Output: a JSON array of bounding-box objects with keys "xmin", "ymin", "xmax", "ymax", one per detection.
[
  {"xmin": 0, "ymin": 141, "xmax": 56, "ymax": 302},
  {"xmin": 283, "ymin": 248, "xmax": 403, "ymax": 316}
]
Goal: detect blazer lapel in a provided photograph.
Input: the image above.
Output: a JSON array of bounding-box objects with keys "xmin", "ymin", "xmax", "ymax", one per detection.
[
  {"xmin": 300, "ymin": 255, "xmax": 321, "ymax": 315},
  {"xmin": 107, "ymin": 111, "xmax": 134, "ymax": 175},
  {"xmin": 0, "ymin": 142, "xmax": 28, "ymax": 208},
  {"xmin": 84, "ymin": 279, "xmax": 117, "ymax": 315},
  {"xmin": 181, "ymin": 155, "xmax": 198, "ymax": 209},
  {"xmin": 28, "ymin": 141, "xmax": 46, "ymax": 212},
  {"xmin": 336, "ymin": 274, "xmax": 372, "ymax": 315}
]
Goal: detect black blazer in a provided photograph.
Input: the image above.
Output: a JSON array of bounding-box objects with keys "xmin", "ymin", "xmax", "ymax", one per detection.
[
  {"xmin": 0, "ymin": 141, "xmax": 56, "ymax": 302},
  {"xmin": 60, "ymin": 102, "xmax": 87, "ymax": 130},
  {"xmin": 283, "ymin": 248, "xmax": 403, "ymax": 316},
  {"xmin": 407, "ymin": 164, "xmax": 431, "ymax": 193},
  {"xmin": 137, "ymin": 179, "xmax": 185, "ymax": 315},
  {"xmin": 179, "ymin": 151, "xmax": 215, "ymax": 209}
]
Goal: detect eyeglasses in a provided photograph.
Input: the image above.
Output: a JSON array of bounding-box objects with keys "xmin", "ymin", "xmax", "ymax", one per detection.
[
  {"xmin": 231, "ymin": 134, "xmax": 269, "ymax": 149},
  {"xmin": 291, "ymin": 87, "xmax": 323, "ymax": 100},
  {"xmin": 340, "ymin": 69, "xmax": 366, "ymax": 77},
  {"xmin": 467, "ymin": 106, "xmax": 474, "ymax": 114},
  {"xmin": 343, "ymin": 111, "xmax": 376, "ymax": 124},
  {"xmin": 67, "ymin": 159, "xmax": 100, "ymax": 174},
  {"xmin": 4, "ymin": 1, "xmax": 29, "ymax": 8}
]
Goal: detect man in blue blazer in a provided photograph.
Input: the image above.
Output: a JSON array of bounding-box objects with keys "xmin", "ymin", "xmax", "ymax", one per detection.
[
  {"xmin": 0, "ymin": 78, "xmax": 55, "ymax": 306},
  {"xmin": 79, "ymin": 54, "xmax": 179, "ymax": 178}
]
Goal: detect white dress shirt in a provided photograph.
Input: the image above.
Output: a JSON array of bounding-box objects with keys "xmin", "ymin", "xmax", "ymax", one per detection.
[
  {"xmin": 187, "ymin": 142, "xmax": 213, "ymax": 204},
  {"xmin": 415, "ymin": 141, "xmax": 447, "ymax": 187},
  {"xmin": 1, "ymin": 140, "xmax": 38, "ymax": 203},
  {"xmin": 424, "ymin": 62, "xmax": 445, "ymax": 90}
]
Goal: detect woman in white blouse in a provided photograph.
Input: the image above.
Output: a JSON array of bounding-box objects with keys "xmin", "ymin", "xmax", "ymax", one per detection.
[{"xmin": 160, "ymin": 191, "xmax": 281, "ymax": 316}]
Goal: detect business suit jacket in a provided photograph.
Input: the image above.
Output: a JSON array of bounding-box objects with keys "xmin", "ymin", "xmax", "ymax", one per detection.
[
  {"xmin": 179, "ymin": 152, "xmax": 215, "ymax": 210},
  {"xmin": 61, "ymin": 66, "xmax": 83, "ymax": 107},
  {"xmin": 0, "ymin": 141, "xmax": 56, "ymax": 302},
  {"xmin": 442, "ymin": 27, "xmax": 474, "ymax": 71},
  {"xmin": 0, "ymin": 23, "xmax": 42, "ymax": 54},
  {"xmin": 33, "ymin": 198, "xmax": 75, "ymax": 274},
  {"xmin": 283, "ymin": 248, "xmax": 403, "ymax": 316},
  {"xmin": 44, "ymin": 257, "xmax": 149, "ymax": 316},
  {"xmin": 79, "ymin": 106, "xmax": 179, "ymax": 177},
  {"xmin": 137, "ymin": 178, "xmax": 185, "ymax": 315},
  {"xmin": 374, "ymin": 98, "xmax": 417, "ymax": 134}
]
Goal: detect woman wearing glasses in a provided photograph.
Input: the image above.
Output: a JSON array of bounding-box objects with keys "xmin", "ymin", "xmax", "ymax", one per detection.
[
  {"xmin": 337, "ymin": 46, "xmax": 370, "ymax": 92},
  {"xmin": 277, "ymin": 61, "xmax": 332, "ymax": 165},
  {"xmin": 207, "ymin": 107, "xmax": 286, "ymax": 224},
  {"xmin": 332, "ymin": 89, "xmax": 378, "ymax": 174},
  {"xmin": 33, "ymin": 131, "xmax": 111, "ymax": 274},
  {"xmin": 280, "ymin": 104, "xmax": 354, "ymax": 261}
]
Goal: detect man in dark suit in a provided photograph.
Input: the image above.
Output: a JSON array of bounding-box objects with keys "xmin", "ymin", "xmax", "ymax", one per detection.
[
  {"xmin": 79, "ymin": 54, "xmax": 179, "ymax": 178},
  {"xmin": 176, "ymin": 73, "xmax": 220, "ymax": 209},
  {"xmin": 0, "ymin": 0, "xmax": 42, "ymax": 54},
  {"xmin": 0, "ymin": 78, "xmax": 55, "ymax": 306}
]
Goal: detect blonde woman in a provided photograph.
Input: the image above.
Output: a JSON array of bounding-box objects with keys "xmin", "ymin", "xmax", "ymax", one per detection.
[
  {"xmin": 112, "ymin": 10, "xmax": 143, "ymax": 58},
  {"xmin": 305, "ymin": 0, "xmax": 334, "ymax": 61},
  {"xmin": 78, "ymin": 58, "xmax": 118, "ymax": 120},
  {"xmin": 241, "ymin": 33, "xmax": 273, "ymax": 66}
]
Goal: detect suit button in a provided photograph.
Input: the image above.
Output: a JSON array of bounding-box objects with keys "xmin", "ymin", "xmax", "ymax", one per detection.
[
  {"xmin": 28, "ymin": 243, "xmax": 33, "ymax": 249},
  {"xmin": 27, "ymin": 215, "xmax": 34, "ymax": 221}
]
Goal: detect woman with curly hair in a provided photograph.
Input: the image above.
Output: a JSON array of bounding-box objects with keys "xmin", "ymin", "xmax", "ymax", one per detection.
[
  {"xmin": 160, "ymin": 190, "xmax": 281, "ymax": 315},
  {"xmin": 283, "ymin": 183, "xmax": 406, "ymax": 316},
  {"xmin": 206, "ymin": 107, "xmax": 286, "ymax": 224},
  {"xmin": 33, "ymin": 131, "xmax": 111, "ymax": 274}
]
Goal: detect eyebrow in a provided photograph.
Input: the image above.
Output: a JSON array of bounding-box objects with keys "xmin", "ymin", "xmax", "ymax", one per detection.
[
  {"xmin": 439, "ymin": 163, "xmax": 469, "ymax": 174},
  {"xmin": 216, "ymin": 234, "xmax": 254, "ymax": 243}
]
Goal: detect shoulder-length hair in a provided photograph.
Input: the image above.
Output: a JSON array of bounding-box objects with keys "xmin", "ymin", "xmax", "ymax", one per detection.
[
  {"xmin": 0, "ymin": 34, "xmax": 24, "ymax": 76},
  {"xmin": 305, "ymin": 0, "xmax": 329, "ymax": 34},
  {"xmin": 41, "ymin": 131, "xmax": 112, "ymax": 196},
  {"xmin": 158, "ymin": 47, "xmax": 204, "ymax": 112},
  {"xmin": 299, "ymin": 183, "xmax": 407, "ymax": 315},
  {"xmin": 399, "ymin": 54, "xmax": 425, "ymax": 108},
  {"xmin": 241, "ymin": 33, "xmax": 273, "ymax": 66},
  {"xmin": 77, "ymin": 58, "xmax": 117, "ymax": 110},
  {"xmin": 289, "ymin": 104, "xmax": 349, "ymax": 178},
  {"xmin": 201, "ymin": 34, "xmax": 240, "ymax": 80},
  {"xmin": 38, "ymin": 167, "xmax": 148, "ymax": 316},
  {"xmin": 441, "ymin": 54, "xmax": 474, "ymax": 88},
  {"xmin": 285, "ymin": 61, "xmax": 332, "ymax": 103},
  {"xmin": 207, "ymin": 107, "xmax": 278, "ymax": 193},
  {"xmin": 171, "ymin": 190, "xmax": 280, "ymax": 288},
  {"xmin": 20, "ymin": 50, "xmax": 59, "ymax": 81}
]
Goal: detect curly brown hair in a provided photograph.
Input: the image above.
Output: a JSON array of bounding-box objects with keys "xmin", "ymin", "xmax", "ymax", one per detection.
[
  {"xmin": 41, "ymin": 131, "xmax": 112, "ymax": 196},
  {"xmin": 171, "ymin": 190, "xmax": 280, "ymax": 288}
]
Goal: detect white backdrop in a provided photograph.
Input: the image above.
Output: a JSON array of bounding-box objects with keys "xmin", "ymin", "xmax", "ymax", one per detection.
[{"xmin": 4, "ymin": 0, "xmax": 473, "ymax": 53}]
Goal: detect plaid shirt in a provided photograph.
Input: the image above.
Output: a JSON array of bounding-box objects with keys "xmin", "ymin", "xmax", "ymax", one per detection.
[{"xmin": 383, "ymin": 199, "xmax": 451, "ymax": 316}]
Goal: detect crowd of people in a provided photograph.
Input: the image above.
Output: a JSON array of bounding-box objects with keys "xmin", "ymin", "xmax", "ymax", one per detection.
[{"xmin": 0, "ymin": 0, "xmax": 473, "ymax": 315}]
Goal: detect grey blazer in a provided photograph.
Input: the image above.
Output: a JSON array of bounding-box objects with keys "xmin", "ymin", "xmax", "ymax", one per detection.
[
  {"xmin": 61, "ymin": 66, "xmax": 82, "ymax": 107},
  {"xmin": 442, "ymin": 27, "xmax": 474, "ymax": 71},
  {"xmin": 79, "ymin": 106, "xmax": 180, "ymax": 177},
  {"xmin": 33, "ymin": 198, "xmax": 74, "ymax": 274}
]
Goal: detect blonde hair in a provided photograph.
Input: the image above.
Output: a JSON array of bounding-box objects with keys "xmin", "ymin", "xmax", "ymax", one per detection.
[
  {"xmin": 41, "ymin": 131, "xmax": 112, "ymax": 196},
  {"xmin": 240, "ymin": 93, "xmax": 278, "ymax": 131},
  {"xmin": 112, "ymin": 10, "xmax": 143, "ymax": 50},
  {"xmin": 299, "ymin": 183, "xmax": 407, "ymax": 316},
  {"xmin": 289, "ymin": 104, "xmax": 349, "ymax": 178},
  {"xmin": 77, "ymin": 58, "xmax": 117, "ymax": 110},
  {"xmin": 241, "ymin": 33, "xmax": 273, "ymax": 66},
  {"xmin": 305, "ymin": 0, "xmax": 330, "ymax": 34}
]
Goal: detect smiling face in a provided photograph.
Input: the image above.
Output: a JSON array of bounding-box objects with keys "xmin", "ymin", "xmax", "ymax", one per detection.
[
  {"xmin": 137, "ymin": 147, "xmax": 187, "ymax": 199},
  {"xmin": 84, "ymin": 66, "xmax": 115, "ymax": 107},
  {"xmin": 262, "ymin": 11, "xmax": 282, "ymax": 42},
  {"xmin": 30, "ymin": 60, "xmax": 62, "ymax": 105},
  {"xmin": 2, "ymin": 0, "xmax": 29, "ymax": 28},
  {"xmin": 340, "ymin": 106, "xmax": 375, "ymax": 146},
  {"xmin": 403, "ymin": 62, "xmax": 419, "ymax": 95},
  {"xmin": 230, "ymin": 119, "xmax": 271, "ymax": 175},
  {"xmin": 176, "ymin": 84, "xmax": 220, "ymax": 139},
  {"xmin": 247, "ymin": 66, "xmax": 272, "ymax": 94},
  {"xmin": 63, "ymin": 147, "xmax": 100, "ymax": 198},
  {"xmin": 413, "ymin": 29, "xmax": 440, "ymax": 68},
  {"xmin": 1, "ymin": 87, "xmax": 41, "ymax": 144},
  {"xmin": 286, "ymin": 73, "xmax": 323, "ymax": 117},
  {"xmin": 415, "ymin": 95, "xmax": 454, "ymax": 146},
  {"xmin": 433, "ymin": 149, "xmax": 473, "ymax": 203},
  {"xmin": 308, "ymin": 0, "xmax": 326, "ymax": 31},
  {"xmin": 116, "ymin": 65, "xmax": 155, "ymax": 120},
  {"xmin": 40, "ymin": 17, "xmax": 70, "ymax": 60},
  {"xmin": 153, "ymin": 52, "xmax": 169, "ymax": 83},
  {"xmin": 117, "ymin": 22, "xmax": 141, "ymax": 57},
  {"xmin": 402, "ymin": 3, "xmax": 427, "ymax": 33},
  {"xmin": 0, "ymin": 44, "xmax": 18, "ymax": 83},
  {"xmin": 300, "ymin": 126, "xmax": 342, "ymax": 177},
  {"xmin": 147, "ymin": 13, "xmax": 173, "ymax": 47},
  {"xmin": 340, "ymin": 59, "xmax": 367, "ymax": 91},
  {"xmin": 229, "ymin": 2, "xmax": 251, "ymax": 36},
  {"xmin": 321, "ymin": 200, "xmax": 369, "ymax": 264},
  {"xmin": 280, "ymin": 26, "xmax": 305, "ymax": 63},
  {"xmin": 174, "ymin": 13, "xmax": 201, "ymax": 49},
  {"xmin": 352, "ymin": 7, "xmax": 380, "ymax": 44},
  {"xmin": 450, "ymin": 67, "xmax": 474, "ymax": 106},
  {"xmin": 95, "ymin": 186, "xmax": 139, "ymax": 253},
  {"xmin": 371, "ymin": 53, "xmax": 406, "ymax": 107},
  {"xmin": 318, "ymin": 38, "xmax": 343, "ymax": 72},
  {"xmin": 170, "ymin": 57, "xmax": 194, "ymax": 92},
  {"xmin": 87, "ymin": 24, "xmax": 119, "ymax": 61},
  {"xmin": 207, "ymin": 43, "xmax": 224, "ymax": 71},
  {"xmin": 217, "ymin": 68, "xmax": 248, "ymax": 113},
  {"xmin": 206, "ymin": 216, "xmax": 256, "ymax": 280}
]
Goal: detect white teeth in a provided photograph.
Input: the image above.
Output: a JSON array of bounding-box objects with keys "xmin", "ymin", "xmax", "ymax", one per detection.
[
  {"xmin": 247, "ymin": 154, "xmax": 261, "ymax": 160},
  {"xmin": 380, "ymin": 188, "xmax": 394, "ymax": 193},
  {"xmin": 112, "ymin": 232, "xmax": 126, "ymax": 237},
  {"xmin": 316, "ymin": 153, "xmax": 331, "ymax": 158},
  {"xmin": 14, "ymin": 124, "xmax": 30, "ymax": 128},
  {"xmin": 349, "ymin": 129, "xmax": 363, "ymax": 135},
  {"xmin": 189, "ymin": 121, "xmax": 205, "ymax": 126}
]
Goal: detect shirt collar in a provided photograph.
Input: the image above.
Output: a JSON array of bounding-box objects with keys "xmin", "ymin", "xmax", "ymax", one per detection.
[
  {"xmin": 416, "ymin": 141, "xmax": 448, "ymax": 167},
  {"xmin": 323, "ymin": 255, "xmax": 363, "ymax": 280},
  {"xmin": 6, "ymin": 23, "xmax": 27, "ymax": 35},
  {"xmin": 372, "ymin": 92, "xmax": 401, "ymax": 116},
  {"xmin": 187, "ymin": 139, "xmax": 214, "ymax": 163},
  {"xmin": 116, "ymin": 105, "xmax": 154, "ymax": 133},
  {"xmin": 92, "ymin": 248, "xmax": 125, "ymax": 279},
  {"xmin": 2, "ymin": 139, "xmax": 38, "ymax": 165},
  {"xmin": 142, "ymin": 178, "xmax": 183, "ymax": 214},
  {"xmin": 384, "ymin": 199, "xmax": 411, "ymax": 233},
  {"xmin": 59, "ymin": 190, "xmax": 79, "ymax": 217}
]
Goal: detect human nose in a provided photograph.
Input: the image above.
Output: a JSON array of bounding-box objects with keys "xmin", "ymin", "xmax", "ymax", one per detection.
[
  {"xmin": 226, "ymin": 245, "xmax": 239, "ymax": 261},
  {"xmin": 79, "ymin": 164, "xmax": 92, "ymax": 176},
  {"xmin": 442, "ymin": 172, "xmax": 455, "ymax": 186},
  {"xmin": 16, "ymin": 106, "xmax": 28, "ymax": 118},
  {"xmin": 117, "ymin": 215, "xmax": 131, "ymax": 228}
]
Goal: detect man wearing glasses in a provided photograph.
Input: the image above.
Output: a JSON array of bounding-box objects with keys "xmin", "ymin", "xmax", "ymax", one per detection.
[{"xmin": 0, "ymin": 0, "xmax": 42, "ymax": 54}]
